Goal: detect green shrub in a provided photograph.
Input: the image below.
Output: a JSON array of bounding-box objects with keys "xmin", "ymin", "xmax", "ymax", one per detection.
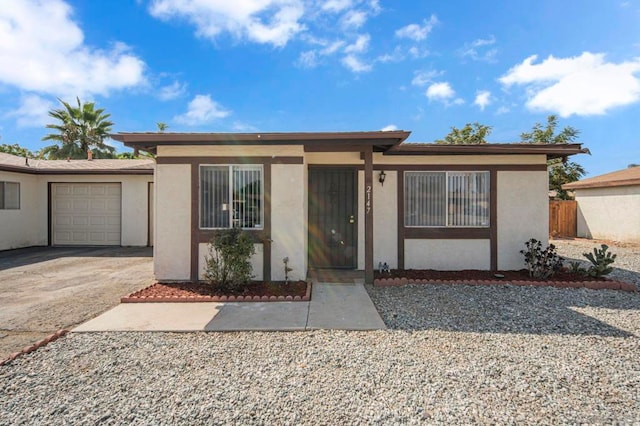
[
  {"xmin": 583, "ymin": 244, "xmax": 617, "ymax": 278},
  {"xmin": 520, "ymin": 238, "xmax": 563, "ymax": 279},
  {"xmin": 204, "ymin": 228, "xmax": 255, "ymax": 293}
]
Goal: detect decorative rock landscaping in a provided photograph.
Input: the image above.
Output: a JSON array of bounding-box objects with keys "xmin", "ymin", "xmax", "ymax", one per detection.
[
  {"xmin": 121, "ymin": 281, "xmax": 311, "ymax": 303},
  {"xmin": 374, "ymin": 276, "xmax": 636, "ymax": 291},
  {"xmin": 0, "ymin": 329, "xmax": 68, "ymax": 366}
]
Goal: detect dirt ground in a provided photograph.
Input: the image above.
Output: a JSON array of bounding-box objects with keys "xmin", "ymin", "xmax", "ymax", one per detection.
[{"xmin": 0, "ymin": 246, "xmax": 153, "ymax": 359}]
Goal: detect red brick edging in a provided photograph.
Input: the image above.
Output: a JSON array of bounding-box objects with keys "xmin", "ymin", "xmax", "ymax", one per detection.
[
  {"xmin": 121, "ymin": 282, "xmax": 312, "ymax": 303},
  {"xmin": 0, "ymin": 329, "xmax": 69, "ymax": 367},
  {"xmin": 373, "ymin": 278, "xmax": 637, "ymax": 292}
]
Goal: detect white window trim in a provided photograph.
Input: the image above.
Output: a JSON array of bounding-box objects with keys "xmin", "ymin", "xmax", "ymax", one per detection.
[
  {"xmin": 199, "ymin": 164, "xmax": 264, "ymax": 230},
  {"xmin": 404, "ymin": 170, "xmax": 490, "ymax": 229}
]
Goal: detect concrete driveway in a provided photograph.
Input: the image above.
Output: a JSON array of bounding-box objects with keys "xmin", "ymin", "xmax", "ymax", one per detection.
[{"xmin": 0, "ymin": 246, "xmax": 153, "ymax": 359}]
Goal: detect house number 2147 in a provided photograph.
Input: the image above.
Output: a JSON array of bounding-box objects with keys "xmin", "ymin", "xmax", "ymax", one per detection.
[{"xmin": 366, "ymin": 185, "xmax": 372, "ymax": 215}]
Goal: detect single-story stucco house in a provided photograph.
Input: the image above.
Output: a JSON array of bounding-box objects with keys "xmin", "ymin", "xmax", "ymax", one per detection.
[
  {"xmin": 0, "ymin": 152, "xmax": 154, "ymax": 251},
  {"xmin": 563, "ymin": 166, "xmax": 640, "ymax": 243},
  {"xmin": 112, "ymin": 131, "xmax": 585, "ymax": 284}
]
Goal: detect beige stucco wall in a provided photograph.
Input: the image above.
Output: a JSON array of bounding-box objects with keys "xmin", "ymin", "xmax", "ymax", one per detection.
[
  {"xmin": 374, "ymin": 154, "xmax": 547, "ymax": 165},
  {"xmin": 0, "ymin": 171, "xmax": 153, "ymax": 251},
  {"xmin": 271, "ymin": 164, "xmax": 306, "ymax": 280},
  {"xmin": 198, "ymin": 242, "xmax": 264, "ymax": 281},
  {"xmin": 306, "ymin": 152, "xmax": 363, "ymax": 164},
  {"xmin": 373, "ymin": 170, "xmax": 398, "ymax": 269},
  {"xmin": 404, "ymin": 239, "xmax": 491, "ymax": 270},
  {"xmin": 155, "ymin": 164, "xmax": 191, "ymax": 280},
  {"xmin": 0, "ymin": 171, "xmax": 44, "ymax": 250},
  {"xmin": 575, "ymin": 186, "xmax": 640, "ymax": 242},
  {"xmin": 158, "ymin": 145, "xmax": 304, "ymax": 157},
  {"xmin": 497, "ymin": 170, "xmax": 548, "ymax": 270}
]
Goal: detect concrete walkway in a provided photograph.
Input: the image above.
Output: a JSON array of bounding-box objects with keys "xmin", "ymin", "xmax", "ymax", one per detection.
[{"xmin": 73, "ymin": 282, "xmax": 386, "ymax": 332}]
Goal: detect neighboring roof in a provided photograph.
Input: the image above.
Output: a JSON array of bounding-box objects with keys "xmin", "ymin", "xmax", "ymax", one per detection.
[
  {"xmin": 387, "ymin": 142, "xmax": 588, "ymax": 160},
  {"xmin": 0, "ymin": 152, "xmax": 154, "ymax": 175},
  {"xmin": 563, "ymin": 166, "xmax": 640, "ymax": 190},
  {"xmin": 111, "ymin": 131, "xmax": 412, "ymax": 154},
  {"xmin": 111, "ymin": 131, "xmax": 587, "ymax": 160}
]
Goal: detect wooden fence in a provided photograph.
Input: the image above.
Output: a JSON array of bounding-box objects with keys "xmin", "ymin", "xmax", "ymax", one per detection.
[{"xmin": 549, "ymin": 200, "xmax": 577, "ymax": 238}]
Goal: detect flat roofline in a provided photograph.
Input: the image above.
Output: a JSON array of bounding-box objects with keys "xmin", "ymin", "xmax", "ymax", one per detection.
[
  {"xmin": 111, "ymin": 131, "xmax": 412, "ymax": 154},
  {"xmin": 386, "ymin": 143, "xmax": 588, "ymax": 160},
  {"xmin": 0, "ymin": 164, "xmax": 153, "ymax": 175}
]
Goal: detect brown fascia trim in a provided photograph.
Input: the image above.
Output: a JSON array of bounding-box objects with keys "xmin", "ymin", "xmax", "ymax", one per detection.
[
  {"xmin": 385, "ymin": 143, "xmax": 588, "ymax": 160},
  {"xmin": 0, "ymin": 165, "xmax": 153, "ymax": 175},
  {"xmin": 563, "ymin": 178, "xmax": 640, "ymax": 190},
  {"xmin": 112, "ymin": 131, "xmax": 411, "ymax": 154}
]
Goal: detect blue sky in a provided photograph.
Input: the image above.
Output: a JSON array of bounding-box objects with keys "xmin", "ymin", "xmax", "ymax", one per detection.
[{"xmin": 0, "ymin": 0, "xmax": 639, "ymax": 177}]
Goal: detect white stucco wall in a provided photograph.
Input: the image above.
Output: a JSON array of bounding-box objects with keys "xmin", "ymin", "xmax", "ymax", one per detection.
[
  {"xmin": 271, "ymin": 164, "xmax": 305, "ymax": 280},
  {"xmin": 575, "ymin": 186, "xmax": 640, "ymax": 242},
  {"xmin": 404, "ymin": 239, "xmax": 491, "ymax": 270},
  {"xmin": 155, "ymin": 164, "xmax": 191, "ymax": 280},
  {"xmin": 0, "ymin": 171, "xmax": 43, "ymax": 250},
  {"xmin": 374, "ymin": 170, "xmax": 398, "ymax": 269},
  {"xmin": 497, "ymin": 170, "xmax": 548, "ymax": 270},
  {"xmin": 198, "ymin": 242, "xmax": 264, "ymax": 281},
  {"xmin": 0, "ymin": 171, "xmax": 153, "ymax": 251}
]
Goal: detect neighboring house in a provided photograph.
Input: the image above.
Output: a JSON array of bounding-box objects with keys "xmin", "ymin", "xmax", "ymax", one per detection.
[
  {"xmin": 563, "ymin": 166, "xmax": 640, "ymax": 243},
  {"xmin": 0, "ymin": 152, "xmax": 154, "ymax": 251},
  {"xmin": 113, "ymin": 131, "xmax": 584, "ymax": 283}
]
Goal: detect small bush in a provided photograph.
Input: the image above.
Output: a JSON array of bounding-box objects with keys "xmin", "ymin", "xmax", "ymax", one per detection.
[
  {"xmin": 520, "ymin": 238, "xmax": 563, "ymax": 279},
  {"xmin": 204, "ymin": 228, "xmax": 255, "ymax": 293},
  {"xmin": 583, "ymin": 244, "xmax": 617, "ymax": 277},
  {"xmin": 567, "ymin": 260, "xmax": 587, "ymax": 275}
]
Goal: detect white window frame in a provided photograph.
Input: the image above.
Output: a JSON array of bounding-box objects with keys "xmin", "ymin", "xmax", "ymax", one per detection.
[
  {"xmin": 404, "ymin": 171, "xmax": 490, "ymax": 228},
  {"xmin": 199, "ymin": 164, "xmax": 264, "ymax": 230},
  {"xmin": 0, "ymin": 181, "xmax": 20, "ymax": 210}
]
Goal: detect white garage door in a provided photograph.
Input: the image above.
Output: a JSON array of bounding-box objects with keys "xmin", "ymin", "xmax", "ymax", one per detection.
[{"xmin": 52, "ymin": 183, "xmax": 122, "ymax": 245}]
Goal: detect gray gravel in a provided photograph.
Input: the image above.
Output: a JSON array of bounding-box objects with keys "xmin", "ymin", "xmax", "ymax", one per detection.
[
  {"xmin": 1, "ymin": 239, "xmax": 640, "ymax": 424},
  {"xmin": 552, "ymin": 238, "xmax": 640, "ymax": 286}
]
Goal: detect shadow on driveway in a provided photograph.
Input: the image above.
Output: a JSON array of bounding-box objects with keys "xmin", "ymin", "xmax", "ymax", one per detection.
[{"xmin": 0, "ymin": 246, "xmax": 152, "ymax": 271}]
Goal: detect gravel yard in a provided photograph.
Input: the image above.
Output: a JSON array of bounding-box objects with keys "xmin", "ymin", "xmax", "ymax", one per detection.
[{"xmin": 1, "ymin": 239, "xmax": 639, "ymax": 424}]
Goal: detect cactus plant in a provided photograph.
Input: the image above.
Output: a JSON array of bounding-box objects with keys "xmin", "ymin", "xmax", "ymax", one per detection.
[{"xmin": 583, "ymin": 244, "xmax": 617, "ymax": 277}]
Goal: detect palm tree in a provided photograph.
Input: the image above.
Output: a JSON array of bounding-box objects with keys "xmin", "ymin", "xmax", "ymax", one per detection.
[{"xmin": 41, "ymin": 97, "xmax": 115, "ymax": 159}]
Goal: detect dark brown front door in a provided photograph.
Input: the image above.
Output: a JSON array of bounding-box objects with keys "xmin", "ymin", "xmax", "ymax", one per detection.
[{"xmin": 308, "ymin": 167, "xmax": 358, "ymax": 269}]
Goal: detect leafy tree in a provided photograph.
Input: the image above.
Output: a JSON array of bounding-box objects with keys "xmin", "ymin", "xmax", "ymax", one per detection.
[
  {"xmin": 435, "ymin": 122, "xmax": 492, "ymax": 144},
  {"xmin": 41, "ymin": 97, "xmax": 115, "ymax": 159},
  {"xmin": 0, "ymin": 143, "xmax": 35, "ymax": 157},
  {"xmin": 520, "ymin": 115, "xmax": 579, "ymax": 144},
  {"xmin": 549, "ymin": 161, "xmax": 586, "ymax": 200},
  {"xmin": 521, "ymin": 115, "xmax": 585, "ymax": 199},
  {"xmin": 156, "ymin": 122, "xmax": 169, "ymax": 132}
]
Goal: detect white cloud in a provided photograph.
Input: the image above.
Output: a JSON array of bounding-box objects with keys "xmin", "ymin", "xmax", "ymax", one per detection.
[
  {"xmin": 342, "ymin": 55, "xmax": 372, "ymax": 73},
  {"xmin": 499, "ymin": 52, "xmax": 640, "ymax": 117},
  {"xmin": 395, "ymin": 15, "xmax": 438, "ymax": 41},
  {"xmin": 174, "ymin": 94, "xmax": 231, "ymax": 125},
  {"xmin": 496, "ymin": 106, "xmax": 510, "ymax": 115},
  {"xmin": 157, "ymin": 81, "xmax": 187, "ymax": 101},
  {"xmin": 381, "ymin": 124, "xmax": 398, "ymax": 131},
  {"xmin": 341, "ymin": 9, "xmax": 367, "ymax": 28},
  {"xmin": 344, "ymin": 34, "xmax": 370, "ymax": 54},
  {"xmin": 0, "ymin": 0, "xmax": 146, "ymax": 98},
  {"xmin": 425, "ymin": 82, "xmax": 464, "ymax": 105},
  {"xmin": 411, "ymin": 69, "xmax": 442, "ymax": 86},
  {"xmin": 297, "ymin": 50, "xmax": 319, "ymax": 68},
  {"xmin": 322, "ymin": 0, "xmax": 352, "ymax": 12},
  {"xmin": 459, "ymin": 35, "xmax": 497, "ymax": 62},
  {"xmin": 322, "ymin": 40, "xmax": 345, "ymax": 55},
  {"xmin": 6, "ymin": 94, "xmax": 53, "ymax": 128},
  {"xmin": 474, "ymin": 90, "xmax": 491, "ymax": 110},
  {"xmin": 149, "ymin": 0, "xmax": 304, "ymax": 47}
]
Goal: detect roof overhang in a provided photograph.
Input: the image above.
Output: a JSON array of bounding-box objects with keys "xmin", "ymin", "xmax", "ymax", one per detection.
[
  {"xmin": 111, "ymin": 131, "xmax": 412, "ymax": 154},
  {"xmin": 385, "ymin": 143, "xmax": 589, "ymax": 160},
  {"xmin": 0, "ymin": 164, "xmax": 153, "ymax": 175}
]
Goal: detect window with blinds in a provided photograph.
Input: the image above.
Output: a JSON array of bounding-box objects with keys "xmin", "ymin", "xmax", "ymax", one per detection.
[
  {"xmin": 404, "ymin": 171, "xmax": 489, "ymax": 228},
  {"xmin": 200, "ymin": 165, "xmax": 263, "ymax": 229},
  {"xmin": 0, "ymin": 181, "xmax": 20, "ymax": 210}
]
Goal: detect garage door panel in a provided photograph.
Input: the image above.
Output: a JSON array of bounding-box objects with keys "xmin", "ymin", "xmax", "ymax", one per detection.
[{"xmin": 52, "ymin": 183, "xmax": 121, "ymax": 246}]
